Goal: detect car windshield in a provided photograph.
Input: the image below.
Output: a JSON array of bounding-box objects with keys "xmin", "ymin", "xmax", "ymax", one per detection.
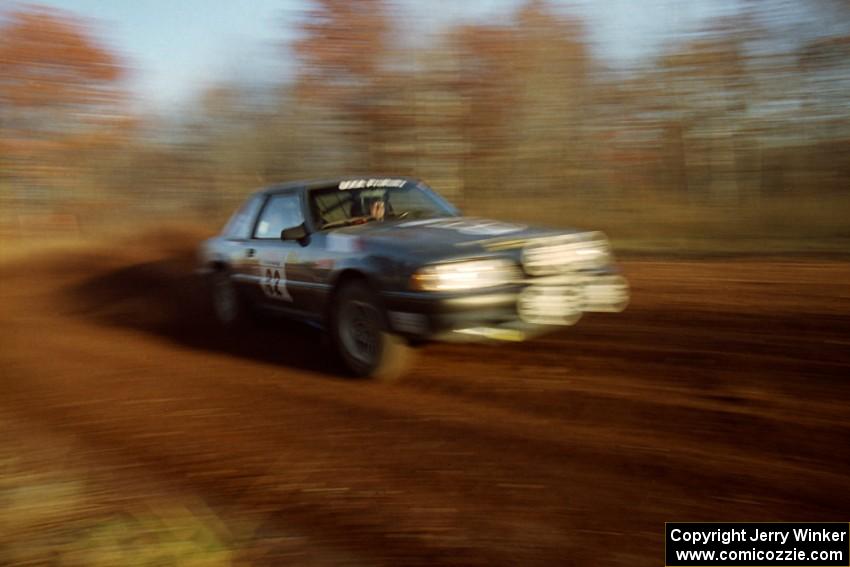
[{"xmin": 309, "ymin": 182, "xmax": 457, "ymax": 230}]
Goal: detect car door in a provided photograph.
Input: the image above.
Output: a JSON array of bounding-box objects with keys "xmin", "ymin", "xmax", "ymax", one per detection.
[
  {"xmin": 244, "ymin": 191, "xmax": 311, "ymax": 313},
  {"xmin": 218, "ymin": 194, "xmax": 264, "ymax": 299}
]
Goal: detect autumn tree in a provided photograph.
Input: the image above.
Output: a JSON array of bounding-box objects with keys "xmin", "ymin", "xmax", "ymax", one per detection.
[
  {"xmin": 449, "ymin": 0, "xmax": 593, "ymax": 197},
  {"xmin": 0, "ymin": 6, "xmax": 129, "ymax": 205},
  {"xmin": 295, "ymin": 0, "xmax": 389, "ymax": 98},
  {"xmin": 294, "ymin": 0, "xmax": 397, "ymax": 170},
  {"xmin": 644, "ymin": 2, "xmax": 850, "ymax": 199}
]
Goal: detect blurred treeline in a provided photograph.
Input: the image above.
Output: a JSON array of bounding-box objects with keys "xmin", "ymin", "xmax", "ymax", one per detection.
[{"xmin": 2, "ymin": 1, "xmax": 849, "ymax": 251}]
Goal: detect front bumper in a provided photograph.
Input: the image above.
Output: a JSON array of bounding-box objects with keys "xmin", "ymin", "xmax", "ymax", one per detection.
[{"xmin": 381, "ymin": 270, "xmax": 629, "ymax": 343}]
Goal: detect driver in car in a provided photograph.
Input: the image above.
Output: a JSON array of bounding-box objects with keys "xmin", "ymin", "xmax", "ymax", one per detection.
[{"xmin": 369, "ymin": 198, "xmax": 386, "ymax": 221}]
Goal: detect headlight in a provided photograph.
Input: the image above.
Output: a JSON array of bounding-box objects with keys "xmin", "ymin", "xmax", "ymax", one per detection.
[
  {"xmin": 522, "ymin": 232, "xmax": 611, "ymax": 275},
  {"xmin": 410, "ymin": 259, "xmax": 520, "ymax": 291}
]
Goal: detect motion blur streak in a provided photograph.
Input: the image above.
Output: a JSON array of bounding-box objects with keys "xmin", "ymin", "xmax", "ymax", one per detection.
[{"xmin": 1, "ymin": 0, "xmax": 850, "ymax": 565}]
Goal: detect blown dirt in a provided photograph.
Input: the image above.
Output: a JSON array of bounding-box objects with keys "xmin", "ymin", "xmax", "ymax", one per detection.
[{"xmin": 1, "ymin": 231, "xmax": 849, "ymax": 565}]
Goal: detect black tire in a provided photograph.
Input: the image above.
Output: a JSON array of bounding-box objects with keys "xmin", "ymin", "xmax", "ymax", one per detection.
[
  {"xmin": 331, "ymin": 280, "xmax": 414, "ymax": 381},
  {"xmin": 209, "ymin": 269, "xmax": 249, "ymax": 328}
]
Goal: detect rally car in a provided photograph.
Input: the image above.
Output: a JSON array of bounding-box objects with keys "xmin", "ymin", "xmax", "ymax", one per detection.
[{"xmin": 198, "ymin": 177, "xmax": 628, "ymax": 379}]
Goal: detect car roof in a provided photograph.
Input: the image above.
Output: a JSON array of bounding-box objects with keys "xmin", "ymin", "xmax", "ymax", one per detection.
[{"xmin": 256, "ymin": 176, "xmax": 422, "ymax": 196}]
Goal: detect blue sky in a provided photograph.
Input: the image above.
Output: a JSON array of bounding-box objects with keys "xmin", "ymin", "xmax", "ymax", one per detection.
[{"xmin": 12, "ymin": 0, "xmax": 742, "ymax": 110}]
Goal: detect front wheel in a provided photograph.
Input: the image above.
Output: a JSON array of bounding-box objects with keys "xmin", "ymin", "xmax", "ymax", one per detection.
[{"xmin": 331, "ymin": 280, "xmax": 414, "ymax": 381}]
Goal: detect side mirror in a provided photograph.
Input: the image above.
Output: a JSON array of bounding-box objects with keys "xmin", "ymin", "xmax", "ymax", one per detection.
[{"xmin": 281, "ymin": 223, "xmax": 309, "ymax": 245}]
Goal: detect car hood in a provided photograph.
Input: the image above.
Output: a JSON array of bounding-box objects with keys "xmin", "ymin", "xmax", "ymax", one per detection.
[{"xmin": 333, "ymin": 216, "xmax": 575, "ymax": 260}]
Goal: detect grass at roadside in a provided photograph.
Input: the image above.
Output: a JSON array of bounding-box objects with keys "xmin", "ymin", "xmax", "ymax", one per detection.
[{"xmin": 0, "ymin": 409, "xmax": 238, "ymax": 566}]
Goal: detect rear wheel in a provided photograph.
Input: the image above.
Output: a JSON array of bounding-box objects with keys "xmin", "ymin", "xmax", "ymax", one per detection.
[
  {"xmin": 210, "ymin": 269, "xmax": 248, "ymax": 327},
  {"xmin": 331, "ymin": 280, "xmax": 413, "ymax": 381}
]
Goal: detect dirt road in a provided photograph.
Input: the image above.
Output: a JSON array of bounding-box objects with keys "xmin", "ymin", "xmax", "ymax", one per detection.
[{"xmin": 2, "ymin": 232, "xmax": 850, "ymax": 565}]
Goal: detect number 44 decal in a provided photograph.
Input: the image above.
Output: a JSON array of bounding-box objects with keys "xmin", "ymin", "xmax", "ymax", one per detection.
[{"xmin": 261, "ymin": 266, "xmax": 292, "ymax": 301}]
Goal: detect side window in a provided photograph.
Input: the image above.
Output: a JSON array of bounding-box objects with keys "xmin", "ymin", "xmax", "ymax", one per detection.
[
  {"xmin": 386, "ymin": 187, "xmax": 434, "ymax": 214},
  {"xmin": 254, "ymin": 193, "xmax": 304, "ymax": 239},
  {"xmin": 222, "ymin": 195, "xmax": 263, "ymax": 240}
]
